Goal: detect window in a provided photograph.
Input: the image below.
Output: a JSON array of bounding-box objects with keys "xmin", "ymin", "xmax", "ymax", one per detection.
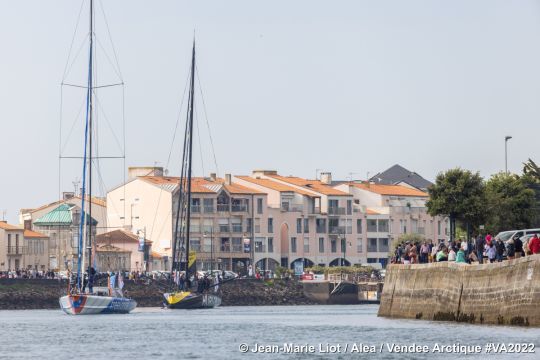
[
  {"xmin": 411, "ymin": 219, "xmax": 418, "ymax": 234},
  {"xmin": 378, "ymin": 219, "xmax": 389, "ymax": 232},
  {"xmin": 203, "ymin": 218, "xmax": 213, "ymax": 233},
  {"xmin": 232, "ymin": 237, "xmax": 242, "ymax": 252},
  {"xmin": 357, "ymin": 238, "xmax": 363, "ymax": 253},
  {"xmin": 356, "ymin": 219, "xmax": 362, "ymax": 234},
  {"xmin": 190, "ymin": 238, "xmax": 201, "ymax": 251},
  {"xmin": 401, "ymin": 220, "xmax": 407, "ymax": 234},
  {"xmin": 203, "ymin": 236, "xmax": 212, "ymax": 252},
  {"xmin": 257, "ymin": 198, "xmax": 263, "ymax": 214},
  {"xmin": 367, "ymin": 219, "xmax": 377, "ymax": 232},
  {"xmin": 347, "ymin": 200, "xmax": 352, "ymax": 215},
  {"xmin": 318, "ymin": 237, "xmax": 325, "ymax": 253},
  {"xmin": 268, "ymin": 218, "xmax": 273, "ymax": 233},
  {"xmin": 255, "ymin": 237, "xmax": 265, "ymax": 253},
  {"xmin": 368, "ymin": 238, "xmax": 378, "ymax": 252},
  {"xmin": 291, "ymin": 237, "xmax": 297, "ymax": 253},
  {"xmin": 254, "ymin": 218, "xmax": 261, "ymax": 233},
  {"xmin": 231, "ymin": 218, "xmax": 242, "ymax": 233},
  {"xmin": 7, "ymin": 234, "xmax": 11, "ymax": 248},
  {"xmin": 218, "ymin": 218, "xmax": 230, "ymax": 233},
  {"xmin": 331, "ymin": 238, "xmax": 337, "ymax": 253},
  {"xmin": 346, "ymin": 219, "xmax": 352, "ymax": 234},
  {"xmin": 340, "ymin": 238, "xmax": 346, "ymax": 253},
  {"xmin": 203, "ymin": 198, "xmax": 214, "ymax": 213},
  {"xmin": 268, "ymin": 237, "xmax": 274, "ymax": 253},
  {"xmin": 329, "ymin": 199, "xmax": 338, "ymax": 208},
  {"xmin": 296, "ymin": 218, "xmax": 302, "ymax": 233},
  {"xmin": 246, "ymin": 218, "xmax": 252, "ymax": 233},
  {"xmin": 190, "ymin": 219, "xmax": 200, "ymax": 233},
  {"xmin": 191, "ymin": 198, "xmax": 200, "ymax": 213},
  {"xmin": 367, "ymin": 258, "xmax": 377, "ymax": 264},
  {"xmin": 316, "ymin": 219, "xmax": 326, "ymax": 233},
  {"xmin": 220, "ymin": 237, "xmax": 230, "ymax": 252},
  {"xmin": 378, "ymin": 238, "xmax": 389, "ymax": 252},
  {"xmin": 303, "ymin": 218, "xmax": 309, "ymax": 233},
  {"xmin": 303, "ymin": 237, "xmax": 309, "ymax": 253}
]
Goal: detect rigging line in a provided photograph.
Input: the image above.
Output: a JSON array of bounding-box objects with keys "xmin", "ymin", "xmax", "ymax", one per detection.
[
  {"xmin": 98, "ymin": 0, "xmax": 124, "ymax": 81},
  {"xmin": 62, "ymin": 0, "xmax": 86, "ymax": 81},
  {"xmin": 62, "ymin": 83, "xmax": 124, "ymax": 89},
  {"xmin": 60, "ymin": 93, "xmax": 87, "ymax": 155},
  {"xmin": 63, "ymin": 33, "xmax": 90, "ymax": 82},
  {"xmin": 93, "ymin": 91, "xmax": 124, "ymax": 153},
  {"xmin": 149, "ymin": 70, "xmax": 190, "ymax": 240},
  {"xmin": 195, "ymin": 64, "xmax": 219, "ymax": 177},
  {"xmin": 195, "ymin": 103, "xmax": 205, "ymax": 177},
  {"xmin": 95, "ymin": 35, "xmax": 123, "ymax": 81}
]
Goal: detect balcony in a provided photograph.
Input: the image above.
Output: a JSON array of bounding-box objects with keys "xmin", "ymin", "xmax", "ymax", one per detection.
[
  {"xmin": 220, "ymin": 245, "xmax": 231, "ymax": 252},
  {"xmin": 190, "ymin": 205, "xmax": 201, "ymax": 213},
  {"xmin": 281, "ymin": 203, "xmax": 303, "ymax": 212},
  {"xmin": 329, "ymin": 226, "xmax": 346, "ymax": 234},
  {"xmin": 231, "ymin": 205, "xmax": 247, "ymax": 212},
  {"xmin": 7, "ymin": 246, "xmax": 27, "ymax": 255},
  {"xmin": 328, "ymin": 207, "xmax": 346, "ymax": 215},
  {"xmin": 217, "ymin": 204, "xmax": 230, "ymax": 212},
  {"xmin": 203, "ymin": 206, "xmax": 214, "ymax": 213},
  {"xmin": 309, "ymin": 207, "xmax": 321, "ymax": 215}
]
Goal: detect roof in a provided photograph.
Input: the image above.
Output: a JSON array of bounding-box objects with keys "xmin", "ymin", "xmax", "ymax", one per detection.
[
  {"xmin": 151, "ymin": 251, "xmax": 163, "ymax": 259},
  {"xmin": 350, "ymin": 182, "xmax": 428, "ymax": 197},
  {"xmin": 26, "ymin": 195, "xmax": 106, "ymax": 214},
  {"xmin": 96, "ymin": 229, "xmax": 151, "ymax": 244},
  {"xmin": 34, "ymin": 204, "xmax": 98, "ymax": 226},
  {"xmin": 268, "ymin": 175, "xmax": 351, "ymax": 196},
  {"xmin": 235, "ymin": 176, "xmax": 319, "ymax": 197},
  {"xmin": 24, "ymin": 229, "xmax": 49, "ymax": 238},
  {"xmin": 223, "ymin": 183, "xmax": 264, "ymax": 195},
  {"xmin": 96, "ymin": 244, "xmax": 129, "ymax": 253},
  {"xmin": 366, "ymin": 208, "xmax": 381, "ymax": 215},
  {"xmin": 369, "ymin": 164, "xmax": 433, "ymax": 190},
  {"xmin": 139, "ymin": 176, "xmax": 216, "ymax": 193},
  {"xmin": 0, "ymin": 221, "xmax": 22, "ymax": 231}
]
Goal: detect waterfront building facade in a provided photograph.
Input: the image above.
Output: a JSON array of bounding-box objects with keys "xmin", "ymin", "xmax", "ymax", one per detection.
[{"xmin": 0, "ymin": 221, "xmax": 49, "ymax": 271}]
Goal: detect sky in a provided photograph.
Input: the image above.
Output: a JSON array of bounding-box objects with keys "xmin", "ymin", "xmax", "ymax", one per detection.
[{"xmin": 1, "ymin": 0, "xmax": 540, "ymax": 223}]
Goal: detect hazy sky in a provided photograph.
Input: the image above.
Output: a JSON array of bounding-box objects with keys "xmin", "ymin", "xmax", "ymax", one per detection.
[{"xmin": 1, "ymin": 0, "xmax": 540, "ymax": 223}]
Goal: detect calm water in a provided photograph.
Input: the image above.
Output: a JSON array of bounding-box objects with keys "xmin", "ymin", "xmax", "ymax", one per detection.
[{"xmin": 0, "ymin": 305, "xmax": 539, "ymax": 359}]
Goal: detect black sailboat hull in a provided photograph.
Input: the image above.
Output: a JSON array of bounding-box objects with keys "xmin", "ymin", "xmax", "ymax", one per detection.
[{"xmin": 164, "ymin": 292, "xmax": 221, "ymax": 309}]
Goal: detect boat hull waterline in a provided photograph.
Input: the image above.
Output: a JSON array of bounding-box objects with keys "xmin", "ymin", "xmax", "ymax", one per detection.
[
  {"xmin": 59, "ymin": 294, "xmax": 137, "ymax": 315},
  {"xmin": 164, "ymin": 292, "xmax": 221, "ymax": 309}
]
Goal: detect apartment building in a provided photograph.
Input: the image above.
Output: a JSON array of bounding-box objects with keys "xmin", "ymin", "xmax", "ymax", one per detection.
[{"xmin": 0, "ymin": 221, "xmax": 49, "ymax": 271}]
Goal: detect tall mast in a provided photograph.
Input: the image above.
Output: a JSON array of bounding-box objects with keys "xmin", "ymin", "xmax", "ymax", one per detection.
[
  {"xmin": 185, "ymin": 40, "xmax": 196, "ymax": 279},
  {"xmin": 87, "ymin": 0, "xmax": 94, "ymax": 275}
]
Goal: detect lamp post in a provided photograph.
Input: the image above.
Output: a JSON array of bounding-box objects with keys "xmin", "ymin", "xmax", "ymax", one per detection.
[{"xmin": 505, "ymin": 135, "xmax": 512, "ymax": 174}]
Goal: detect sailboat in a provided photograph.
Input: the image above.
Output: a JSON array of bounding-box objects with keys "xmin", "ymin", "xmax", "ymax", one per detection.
[
  {"xmin": 59, "ymin": 0, "xmax": 137, "ymax": 315},
  {"xmin": 163, "ymin": 41, "xmax": 221, "ymax": 309}
]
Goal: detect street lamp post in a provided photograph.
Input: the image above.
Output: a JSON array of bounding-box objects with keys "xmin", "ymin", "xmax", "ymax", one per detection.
[{"xmin": 505, "ymin": 135, "xmax": 512, "ymax": 174}]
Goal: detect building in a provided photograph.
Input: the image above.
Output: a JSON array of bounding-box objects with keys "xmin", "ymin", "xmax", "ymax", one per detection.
[
  {"xmin": 0, "ymin": 221, "xmax": 49, "ymax": 271},
  {"xmin": 32, "ymin": 203, "xmax": 97, "ymax": 271},
  {"xmin": 369, "ymin": 164, "xmax": 433, "ymax": 191}
]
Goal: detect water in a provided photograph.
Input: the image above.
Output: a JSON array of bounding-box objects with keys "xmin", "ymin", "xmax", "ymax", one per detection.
[{"xmin": 0, "ymin": 305, "xmax": 539, "ymax": 359}]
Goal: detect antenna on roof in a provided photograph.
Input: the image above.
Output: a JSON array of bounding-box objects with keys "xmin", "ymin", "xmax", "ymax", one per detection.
[
  {"xmin": 2, "ymin": 210, "xmax": 6, "ymax": 221},
  {"xmin": 315, "ymin": 168, "xmax": 323, "ymax": 180},
  {"xmin": 72, "ymin": 178, "xmax": 80, "ymax": 197}
]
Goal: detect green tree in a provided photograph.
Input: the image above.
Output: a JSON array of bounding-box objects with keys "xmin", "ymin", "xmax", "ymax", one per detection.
[
  {"xmin": 484, "ymin": 173, "xmax": 536, "ymax": 233},
  {"xmin": 523, "ymin": 158, "xmax": 540, "ymax": 181},
  {"xmin": 426, "ymin": 168, "xmax": 485, "ymax": 240}
]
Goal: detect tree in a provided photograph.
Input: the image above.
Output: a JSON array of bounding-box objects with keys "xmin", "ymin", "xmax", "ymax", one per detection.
[
  {"xmin": 523, "ymin": 158, "xmax": 540, "ymax": 181},
  {"xmin": 484, "ymin": 173, "xmax": 536, "ymax": 233},
  {"xmin": 426, "ymin": 168, "xmax": 485, "ymax": 240}
]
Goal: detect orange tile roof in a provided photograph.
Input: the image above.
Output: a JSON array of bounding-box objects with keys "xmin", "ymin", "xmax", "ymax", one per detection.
[
  {"xmin": 140, "ymin": 176, "xmax": 216, "ymax": 193},
  {"xmin": 0, "ymin": 221, "xmax": 22, "ymax": 231},
  {"xmin": 24, "ymin": 229, "xmax": 49, "ymax": 238},
  {"xmin": 223, "ymin": 183, "xmax": 264, "ymax": 195},
  {"xmin": 268, "ymin": 175, "xmax": 350, "ymax": 196},
  {"xmin": 351, "ymin": 182, "xmax": 428, "ymax": 197},
  {"xmin": 151, "ymin": 251, "xmax": 163, "ymax": 259},
  {"xmin": 26, "ymin": 195, "xmax": 106, "ymax": 214},
  {"xmin": 366, "ymin": 208, "xmax": 380, "ymax": 215},
  {"xmin": 235, "ymin": 176, "xmax": 319, "ymax": 197}
]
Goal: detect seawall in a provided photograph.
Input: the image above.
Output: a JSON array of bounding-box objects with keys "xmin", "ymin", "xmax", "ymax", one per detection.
[
  {"xmin": 0, "ymin": 278, "xmax": 315, "ymax": 310},
  {"xmin": 378, "ymin": 254, "xmax": 540, "ymax": 326}
]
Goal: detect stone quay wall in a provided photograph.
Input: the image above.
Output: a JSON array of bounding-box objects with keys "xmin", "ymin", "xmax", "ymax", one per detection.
[{"xmin": 378, "ymin": 254, "xmax": 540, "ymax": 326}]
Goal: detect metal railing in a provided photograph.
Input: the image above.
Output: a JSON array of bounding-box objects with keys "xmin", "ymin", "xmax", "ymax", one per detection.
[
  {"xmin": 190, "ymin": 205, "xmax": 201, "ymax": 213},
  {"xmin": 203, "ymin": 206, "xmax": 214, "ymax": 213},
  {"xmin": 217, "ymin": 204, "xmax": 230, "ymax": 212},
  {"xmin": 329, "ymin": 226, "xmax": 346, "ymax": 234},
  {"xmin": 231, "ymin": 205, "xmax": 247, "ymax": 212},
  {"xmin": 328, "ymin": 207, "xmax": 346, "ymax": 215},
  {"xmin": 281, "ymin": 204, "xmax": 304, "ymax": 212},
  {"xmin": 6, "ymin": 246, "xmax": 27, "ymax": 255}
]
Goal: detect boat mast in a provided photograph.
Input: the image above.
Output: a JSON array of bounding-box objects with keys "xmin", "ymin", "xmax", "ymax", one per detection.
[
  {"xmin": 87, "ymin": 0, "xmax": 94, "ymax": 278},
  {"xmin": 185, "ymin": 40, "xmax": 196, "ymax": 280}
]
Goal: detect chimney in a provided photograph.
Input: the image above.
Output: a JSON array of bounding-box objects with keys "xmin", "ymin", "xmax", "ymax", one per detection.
[
  {"xmin": 320, "ymin": 172, "xmax": 332, "ymax": 185},
  {"xmin": 252, "ymin": 169, "xmax": 277, "ymax": 177},
  {"xmin": 128, "ymin": 166, "xmax": 164, "ymax": 179},
  {"xmin": 210, "ymin": 173, "xmax": 217, "ymax": 181},
  {"xmin": 225, "ymin": 174, "xmax": 232, "ymax": 185}
]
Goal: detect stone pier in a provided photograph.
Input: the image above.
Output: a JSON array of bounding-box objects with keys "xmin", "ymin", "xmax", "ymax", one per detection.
[{"xmin": 378, "ymin": 254, "xmax": 540, "ymax": 326}]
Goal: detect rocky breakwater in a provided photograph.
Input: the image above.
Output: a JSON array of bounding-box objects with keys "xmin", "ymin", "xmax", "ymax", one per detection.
[
  {"xmin": 378, "ymin": 254, "xmax": 540, "ymax": 326},
  {"xmin": 0, "ymin": 277, "xmax": 315, "ymax": 310}
]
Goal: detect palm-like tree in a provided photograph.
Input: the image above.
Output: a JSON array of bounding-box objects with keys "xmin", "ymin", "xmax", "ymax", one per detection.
[{"xmin": 523, "ymin": 158, "xmax": 540, "ymax": 181}]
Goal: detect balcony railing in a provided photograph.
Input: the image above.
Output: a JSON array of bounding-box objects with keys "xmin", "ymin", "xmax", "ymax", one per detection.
[
  {"xmin": 190, "ymin": 205, "xmax": 201, "ymax": 213},
  {"xmin": 203, "ymin": 206, "xmax": 214, "ymax": 213},
  {"xmin": 329, "ymin": 226, "xmax": 346, "ymax": 234},
  {"xmin": 281, "ymin": 203, "xmax": 303, "ymax": 212},
  {"xmin": 232, "ymin": 244, "xmax": 242, "ymax": 252},
  {"xmin": 6, "ymin": 246, "xmax": 27, "ymax": 255},
  {"xmin": 328, "ymin": 207, "xmax": 346, "ymax": 215},
  {"xmin": 231, "ymin": 205, "xmax": 247, "ymax": 212},
  {"xmin": 309, "ymin": 207, "xmax": 321, "ymax": 214},
  {"xmin": 255, "ymin": 244, "xmax": 266, "ymax": 253},
  {"xmin": 217, "ymin": 204, "xmax": 230, "ymax": 212},
  {"xmin": 231, "ymin": 225, "xmax": 243, "ymax": 233},
  {"xmin": 220, "ymin": 245, "xmax": 231, "ymax": 252}
]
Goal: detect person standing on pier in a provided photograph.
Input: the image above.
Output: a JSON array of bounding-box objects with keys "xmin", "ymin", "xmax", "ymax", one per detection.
[
  {"xmin": 475, "ymin": 234, "xmax": 485, "ymax": 264},
  {"xmin": 528, "ymin": 233, "xmax": 540, "ymax": 255}
]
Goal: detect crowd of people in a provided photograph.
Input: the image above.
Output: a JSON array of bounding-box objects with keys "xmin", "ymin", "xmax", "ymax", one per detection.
[
  {"xmin": 0, "ymin": 269, "xmax": 58, "ymax": 279},
  {"xmin": 392, "ymin": 233, "xmax": 540, "ymax": 265}
]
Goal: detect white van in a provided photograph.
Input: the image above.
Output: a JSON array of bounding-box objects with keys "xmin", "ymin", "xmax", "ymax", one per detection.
[{"xmin": 495, "ymin": 228, "xmax": 540, "ymax": 242}]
